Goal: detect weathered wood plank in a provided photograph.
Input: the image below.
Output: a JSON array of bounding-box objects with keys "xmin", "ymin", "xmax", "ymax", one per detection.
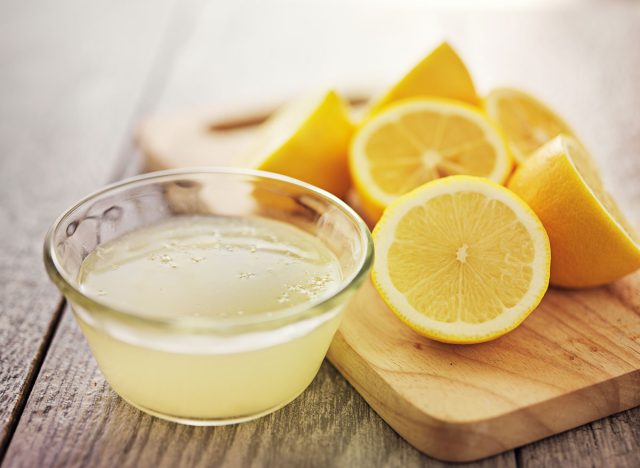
[
  {"xmin": 0, "ymin": 0, "xmax": 178, "ymax": 457},
  {"xmin": 517, "ymin": 408, "xmax": 640, "ymax": 468}
]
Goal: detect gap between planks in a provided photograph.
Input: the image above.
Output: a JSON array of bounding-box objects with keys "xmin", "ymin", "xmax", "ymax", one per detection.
[{"xmin": 0, "ymin": 298, "xmax": 65, "ymax": 462}]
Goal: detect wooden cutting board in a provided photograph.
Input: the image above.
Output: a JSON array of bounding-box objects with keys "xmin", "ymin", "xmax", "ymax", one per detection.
[{"xmin": 137, "ymin": 104, "xmax": 640, "ymax": 463}]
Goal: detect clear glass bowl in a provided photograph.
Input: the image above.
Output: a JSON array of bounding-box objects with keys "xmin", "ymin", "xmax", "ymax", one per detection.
[{"xmin": 44, "ymin": 168, "xmax": 373, "ymax": 425}]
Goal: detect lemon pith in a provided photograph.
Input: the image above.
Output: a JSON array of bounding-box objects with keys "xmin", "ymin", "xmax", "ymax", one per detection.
[
  {"xmin": 372, "ymin": 175, "xmax": 550, "ymax": 344},
  {"xmin": 351, "ymin": 98, "xmax": 513, "ymax": 223},
  {"xmin": 508, "ymin": 135, "xmax": 640, "ymax": 287}
]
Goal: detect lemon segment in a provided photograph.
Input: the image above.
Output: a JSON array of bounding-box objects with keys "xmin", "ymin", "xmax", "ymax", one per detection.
[
  {"xmin": 372, "ymin": 175, "xmax": 550, "ymax": 344},
  {"xmin": 350, "ymin": 98, "xmax": 513, "ymax": 223},
  {"xmin": 485, "ymin": 87, "xmax": 576, "ymax": 164},
  {"xmin": 242, "ymin": 90, "xmax": 353, "ymax": 198},
  {"xmin": 508, "ymin": 135, "xmax": 640, "ymax": 287},
  {"xmin": 367, "ymin": 42, "xmax": 480, "ymax": 117}
]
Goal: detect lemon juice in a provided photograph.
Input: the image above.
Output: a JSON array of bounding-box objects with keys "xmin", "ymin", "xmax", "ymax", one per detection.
[{"xmin": 75, "ymin": 215, "xmax": 344, "ymax": 423}]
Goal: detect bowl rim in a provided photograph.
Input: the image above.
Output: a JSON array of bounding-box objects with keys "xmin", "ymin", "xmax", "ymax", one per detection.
[{"xmin": 44, "ymin": 167, "xmax": 374, "ymax": 334}]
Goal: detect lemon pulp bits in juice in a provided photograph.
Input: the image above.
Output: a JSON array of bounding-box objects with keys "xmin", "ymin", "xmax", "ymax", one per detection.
[{"xmin": 77, "ymin": 215, "xmax": 343, "ymax": 423}]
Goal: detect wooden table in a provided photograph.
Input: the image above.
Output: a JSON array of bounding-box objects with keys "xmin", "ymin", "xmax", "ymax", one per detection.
[{"xmin": 1, "ymin": 1, "xmax": 639, "ymax": 466}]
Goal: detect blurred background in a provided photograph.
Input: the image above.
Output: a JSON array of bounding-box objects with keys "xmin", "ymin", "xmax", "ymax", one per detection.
[
  {"xmin": 1, "ymin": 0, "xmax": 639, "ymax": 223},
  {"xmin": 1, "ymin": 1, "xmax": 640, "ymax": 465}
]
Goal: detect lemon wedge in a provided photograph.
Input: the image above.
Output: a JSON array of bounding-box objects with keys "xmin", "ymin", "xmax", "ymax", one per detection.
[
  {"xmin": 367, "ymin": 42, "xmax": 480, "ymax": 117},
  {"xmin": 243, "ymin": 90, "xmax": 353, "ymax": 198}
]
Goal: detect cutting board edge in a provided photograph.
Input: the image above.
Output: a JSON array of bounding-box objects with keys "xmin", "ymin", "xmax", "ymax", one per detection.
[{"xmin": 327, "ymin": 332, "xmax": 640, "ymax": 463}]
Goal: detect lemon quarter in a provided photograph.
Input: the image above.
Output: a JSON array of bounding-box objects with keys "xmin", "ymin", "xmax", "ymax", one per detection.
[
  {"xmin": 242, "ymin": 90, "xmax": 353, "ymax": 198},
  {"xmin": 372, "ymin": 175, "xmax": 550, "ymax": 344},
  {"xmin": 367, "ymin": 42, "xmax": 480, "ymax": 117}
]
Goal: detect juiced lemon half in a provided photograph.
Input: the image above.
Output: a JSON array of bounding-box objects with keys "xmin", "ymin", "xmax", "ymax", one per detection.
[
  {"xmin": 350, "ymin": 98, "xmax": 512, "ymax": 223},
  {"xmin": 372, "ymin": 175, "xmax": 550, "ymax": 344}
]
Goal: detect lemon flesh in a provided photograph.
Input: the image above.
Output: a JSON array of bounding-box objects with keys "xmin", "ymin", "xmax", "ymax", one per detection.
[
  {"xmin": 350, "ymin": 98, "xmax": 512, "ymax": 223},
  {"xmin": 485, "ymin": 87, "xmax": 575, "ymax": 164},
  {"xmin": 564, "ymin": 137, "xmax": 639, "ymax": 244},
  {"xmin": 508, "ymin": 135, "xmax": 640, "ymax": 287},
  {"xmin": 373, "ymin": 175, "xmax": 550, "ymax": 343},
  {"xmin": 242, "ymin": 90, "xmax": 353, "ymax": 198},
  {"xmin": 367, "ymin": 42, "xmax": 480, "ymax": 117}
]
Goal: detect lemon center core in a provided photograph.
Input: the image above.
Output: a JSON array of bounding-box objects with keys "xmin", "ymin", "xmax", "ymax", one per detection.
[
  {"xmin": 532, "ymin": 127, "xmax": 548, "ymax": 144},
  {"xmin": 456, "ymin": 244, "xmax": 469, "ymax": 263},
  {"xmin": 422, "ymin": 149, "xmax": 441, "ymax": 167}
]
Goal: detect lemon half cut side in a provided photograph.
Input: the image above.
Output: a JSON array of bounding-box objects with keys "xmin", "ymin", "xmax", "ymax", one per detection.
[
  {"xmin": 372, "ymin": 175, "xmax": 551, "ymax": 344},
  {"xmin": 485, "ymin": 87, "xmax": 576, "ymax": 164},
  {"xmin": 351, "ymin": 98, "xmax": 513, "ymax": 223}
]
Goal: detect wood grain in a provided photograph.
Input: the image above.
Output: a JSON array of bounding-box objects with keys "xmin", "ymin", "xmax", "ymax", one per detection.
[
  {"xmin": 518, "ymin": 407, "xmax": 640, "ymax": 468},
  {"xmin": 0, "ymin": 0, "xmax": 179, "ymax": 456}
]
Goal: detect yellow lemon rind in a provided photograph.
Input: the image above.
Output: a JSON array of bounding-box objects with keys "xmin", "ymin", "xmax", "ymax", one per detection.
[{"xmin": 252, "ymin": 89, "xmax": 354, "ymax": 198}]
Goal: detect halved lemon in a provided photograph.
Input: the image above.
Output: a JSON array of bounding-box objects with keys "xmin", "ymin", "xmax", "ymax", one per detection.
[
  {"xmin": 372, "ymin": 175, "xmax": 550, "ymax": 344},
  {"xmin": 508, "ymin": 135, "xmax": 640, "ymax": 287},
  {"xmin": 485, "ymin": 87, "xmax": 576, "ymax": 164},
  {"xmin": 350, "ymin": 98, "xmax": 513, "ymax": 223},
  {"xmin": 241, "ymin": 90, "xmax": 353, "ymax": 198},
  {"xmin": 367, "ymin": 42, "xmax": 480, "ymax": 117}
]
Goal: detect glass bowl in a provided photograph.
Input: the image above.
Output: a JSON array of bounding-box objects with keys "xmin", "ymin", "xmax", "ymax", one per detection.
[{"xmin": 44, "ymin": 168, "xmax": 373, "ymax": 425}]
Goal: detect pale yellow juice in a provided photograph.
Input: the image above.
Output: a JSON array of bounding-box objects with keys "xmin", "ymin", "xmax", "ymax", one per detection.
[{"xmin": 75, "ymin": 215, "xmax": 344, "ymax": 422}]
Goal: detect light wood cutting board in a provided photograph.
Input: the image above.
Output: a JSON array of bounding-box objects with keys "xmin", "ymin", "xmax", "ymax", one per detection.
[{"xmin": 137, "ymin": 103, "xmax": 640, "ymax": 463}]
